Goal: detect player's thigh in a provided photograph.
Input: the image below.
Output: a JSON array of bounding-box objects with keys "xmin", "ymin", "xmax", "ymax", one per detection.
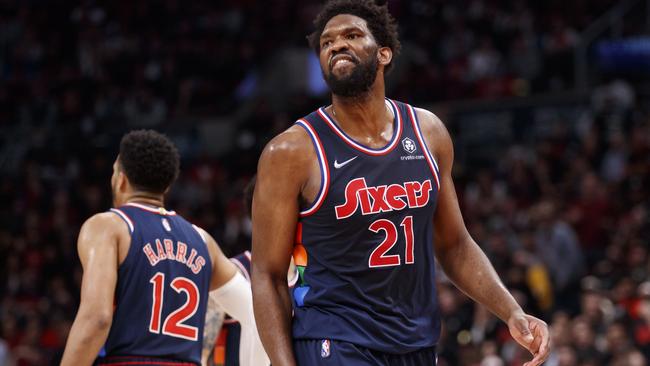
[{"xmin": 293, "ymin": 339, "xmax": 383, "ymax": 365}]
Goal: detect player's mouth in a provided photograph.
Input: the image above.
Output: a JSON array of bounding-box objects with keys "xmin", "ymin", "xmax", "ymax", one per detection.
[{"xmin": 329, "ymin": 53, "xmax": 357, "ymax": 70}]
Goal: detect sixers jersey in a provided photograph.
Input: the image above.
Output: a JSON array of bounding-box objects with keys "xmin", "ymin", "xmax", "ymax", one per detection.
[
  {"xmin": 291, "ymin": 99, "xmax": 442, "ymax": 354},
  {"xmin": 100, "ymin": 202, "xmax": 212, "ymax": 365}
]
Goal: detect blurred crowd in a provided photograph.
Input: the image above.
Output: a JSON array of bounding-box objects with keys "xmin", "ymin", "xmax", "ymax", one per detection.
[
  {"xmin": 434, "ymin": 81, "xmax": 650, "ymax": 365},
  {"xmin": 1, "ymin": 0, "xmax": 649, "ymax": 365},
  {"xmin": 0, "ymin": 0, "xmax": 633, "ymax": 126}
]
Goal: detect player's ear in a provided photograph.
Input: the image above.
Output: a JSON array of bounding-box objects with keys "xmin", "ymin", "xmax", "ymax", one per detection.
[
  {"xmin": 117, "ymin": 171, "xmax": 129, "ymax": 193},
  {"xmin": 377, "ymin": 46, "xmax": 392, "ymax": 68}
]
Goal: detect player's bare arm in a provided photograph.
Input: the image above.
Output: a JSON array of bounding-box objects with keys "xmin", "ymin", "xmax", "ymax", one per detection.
[
  {"xmin": 200, "ymin": 227, "xmax": 270, "ymax": 366},
  {"xmin": 416, "ymin": 108, "xmax": 550, "ymax": 366},
  {"xmin": 251, "ymin": 125, "xmax": 317, "ymax": 366},
  {"xmin": 202, "ymin": 228, "xmax": 238, "ymax": 291},
  {"xmin": 60, "ymin": 212, "xmax": 128, "ymax": 366}
]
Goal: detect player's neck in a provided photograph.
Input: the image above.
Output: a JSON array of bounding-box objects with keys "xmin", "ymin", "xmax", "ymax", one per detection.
[
  {"xmin": 124, "ymin": 193, "xmax": 165, "ymax": 208},
  {"xmin": 330, "ymin": 84, "xmax": 389, "ymax": 136}
]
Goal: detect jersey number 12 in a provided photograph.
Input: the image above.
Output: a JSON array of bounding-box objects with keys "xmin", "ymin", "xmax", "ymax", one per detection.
[{"xmin": 148, "ymin": 272, "xmax": 200, "ymax": 341}]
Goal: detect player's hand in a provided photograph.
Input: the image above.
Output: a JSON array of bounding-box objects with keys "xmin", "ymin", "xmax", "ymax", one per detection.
[{"xmin": 507, "ymin": 311, "xmax": 550, "ymax": 366}]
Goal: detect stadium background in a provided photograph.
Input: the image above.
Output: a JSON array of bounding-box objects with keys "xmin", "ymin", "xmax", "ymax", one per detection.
[{"xmin": 0, "ymin": 0, "xmax": 649, "ymax": 365}]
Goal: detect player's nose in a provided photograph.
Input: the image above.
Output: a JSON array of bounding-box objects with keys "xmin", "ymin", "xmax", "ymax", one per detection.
[{"xmin": 329, "ymin": 36, "xmax": 350, "ymax": 53}]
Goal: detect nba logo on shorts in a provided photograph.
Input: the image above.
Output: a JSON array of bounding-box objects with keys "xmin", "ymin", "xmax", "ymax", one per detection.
[{"xmin": 321, "ymin": 339, "xmax": 330, "ymax": 358}]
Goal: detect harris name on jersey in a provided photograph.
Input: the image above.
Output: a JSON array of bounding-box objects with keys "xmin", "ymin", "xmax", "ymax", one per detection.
[{"xmin": 142, "ymin": 238, "xmax": 207, "ymax": 274}]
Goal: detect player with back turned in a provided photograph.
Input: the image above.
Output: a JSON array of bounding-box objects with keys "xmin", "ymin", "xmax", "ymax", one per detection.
[
  {"xmin": 251, "ymin": 1, "xmax": 551, "ymax": 365},
  {"xmin": 61, "ymin": 130, "xmax": 263, "ymax": 366}
]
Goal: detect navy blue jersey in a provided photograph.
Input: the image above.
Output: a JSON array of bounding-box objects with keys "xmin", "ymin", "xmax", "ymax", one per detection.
[
  {"xmin": 230, "ymin": 251, "xmax": 253, "ymax": 283},
  {"xmin": 101, "ymin": 202, "xmax": 212, "ymax": 365},
  {"xmin": 291, "ymin": 99, "xmax": 442, "ymax": 354}
]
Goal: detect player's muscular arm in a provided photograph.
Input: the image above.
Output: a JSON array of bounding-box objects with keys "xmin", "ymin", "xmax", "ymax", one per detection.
[
  {"xmin": 204, "ymin": 230, "xmax": 238, "ymax": 291},
  {"xmin": 417, "ymin": 109, "xmax": 550, "ymax": 366},
  {"xmin": 61, "ymin": 213, "xmax": 124, "ymax": 366},
  {"xmin": 252, "ymin": 126, "xmax": 314, "ymax": 366},
  {"xmin": 416, "ymin": 109, "xmax": 521, "ymax": 322}
]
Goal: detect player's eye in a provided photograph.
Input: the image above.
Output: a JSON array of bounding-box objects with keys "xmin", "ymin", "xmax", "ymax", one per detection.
[
  {"xmin": 322, "ymin": 40, "xmax": 332, "ymax": 49},
  {"xmin": 347, "ymin": 33, "xmax": 359, "ymax": 40}
]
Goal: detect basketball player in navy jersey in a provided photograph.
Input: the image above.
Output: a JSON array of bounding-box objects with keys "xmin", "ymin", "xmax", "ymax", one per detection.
[
  {"xmin": 61, "ymin": 130, "xmax": 264, "ymax": 366},
  {"xmin": 252, "ymin": 1, "xmax": 550, "ymax": 365}
]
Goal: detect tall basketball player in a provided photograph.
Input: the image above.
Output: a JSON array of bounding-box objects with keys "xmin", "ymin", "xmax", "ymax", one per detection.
[
  {"xmin": 251, "ymin": 1, "xmax": 550, "ymax": 366},
  {"xmin": 61, "ymin": 130, "xmax": 263, "ymax": 366}
]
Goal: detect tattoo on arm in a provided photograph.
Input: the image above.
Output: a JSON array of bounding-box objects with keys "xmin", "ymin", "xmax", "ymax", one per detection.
[{"xmin": 202, "ymin": 295, "xmax": 225, "ymax": 362}]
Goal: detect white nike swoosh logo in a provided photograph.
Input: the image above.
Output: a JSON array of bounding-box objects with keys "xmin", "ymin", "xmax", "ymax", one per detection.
[{"xmin": 334, "ymin": 156, "xmax": 357, "ymax": 169}]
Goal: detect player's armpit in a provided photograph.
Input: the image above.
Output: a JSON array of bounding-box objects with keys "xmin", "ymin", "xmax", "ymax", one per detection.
[{"xmin": 60, "ymin": 213, "xmax": 125, "ymax": 366}]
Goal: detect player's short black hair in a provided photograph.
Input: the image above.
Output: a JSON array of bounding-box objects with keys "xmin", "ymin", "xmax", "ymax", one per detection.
[
  {"xmin": 307, "ymin": 0, "xmax": 401, "ymax": 72},
  {"xmin": 243, "ymin": 175, "xmax": 256, "ymax": 219},
  {"xmin": 118, "ymin": 130, "xmax": 180, "ymax": 194}
]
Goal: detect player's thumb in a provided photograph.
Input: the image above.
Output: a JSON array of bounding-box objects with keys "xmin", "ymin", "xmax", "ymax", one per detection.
[{"xmin": 514, "ymin": 317, "xmax": 534, "ymax": 344}]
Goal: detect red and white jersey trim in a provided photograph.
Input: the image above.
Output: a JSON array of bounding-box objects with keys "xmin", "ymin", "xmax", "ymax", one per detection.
[
  {"xmin": 191, "ymin": 225, "xmax": 206, "ymax": 243},
  {"xmin": 110, "ymin": 208, "xmax": 134, "ymax": 233},
  {"xmin": 407, "ymin": 104, "xmax": 441, "ymax": 191},
  {"xmin": 316, "ymin": 99, "xmax": 402, "ymax": 156},
  {"xmin": 124, "ymin": 202, "xmax": 177, "ymax": 215},
  {"xmin": 296, "ymin": 119, "xmax": 330, "ymax": 217},
  {"xmin": 230, "ymin": 256, "xmax": 251, "ymax": 283}
]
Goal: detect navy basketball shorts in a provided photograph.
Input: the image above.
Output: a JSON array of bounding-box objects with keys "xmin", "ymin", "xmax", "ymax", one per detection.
[
  {"xmin": 293, "ymin": 339, "xmax": 437, "ymax": 365},
  {"xmin": 95, "ymin": 355, "xmax": 198, "ymax": 366}
]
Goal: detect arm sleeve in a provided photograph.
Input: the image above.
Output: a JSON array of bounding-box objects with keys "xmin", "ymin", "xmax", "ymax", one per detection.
[{"xmin": 209, "ymin": 271, "xmax": 270, "ymax": 366}]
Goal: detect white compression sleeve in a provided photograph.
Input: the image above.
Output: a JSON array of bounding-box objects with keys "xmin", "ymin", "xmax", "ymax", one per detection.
[{"xmin": 209, "ymin": 271, "xmax": 270, "ymax": 366}]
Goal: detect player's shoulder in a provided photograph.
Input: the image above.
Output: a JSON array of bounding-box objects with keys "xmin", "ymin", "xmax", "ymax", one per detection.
[
  {"xmin": 77, "ymin": 212, "xmax": 130, "ymax": 247},
  {"xmin": 263, "ymin": 124, "xmax": 313, "ymax": 156},
  {"xmin": 189, "ymin": 223, "xmax": 217, "ymax": 248},
  {"xmin": 411, "ymin": 105, "xmax": 451, "ymax": 140},
  {"xmin": 258, "ymin": 124, "xmax": 315, "ymax": 170},
  {"xmin": 411, "ymin": 106, "xmax": 447, "ymax": 136},
  {"xmin": 83, "ymin": 211, "xmax": 126, "ymax": 231},
  {"xmin": 409, "ymin": 105, "xmax": 453, "ymax": 162}
]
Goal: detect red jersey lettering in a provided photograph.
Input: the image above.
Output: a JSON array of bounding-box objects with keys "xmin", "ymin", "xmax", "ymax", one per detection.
[{"xmin": 335, "ymin": 178, "xmax": 433, "ymax": 219}]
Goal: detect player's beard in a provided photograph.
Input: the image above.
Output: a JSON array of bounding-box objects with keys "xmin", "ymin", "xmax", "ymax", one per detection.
[{"xmin": 323, "ymin": 53, "xmax": 378, "ymax": 98}]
